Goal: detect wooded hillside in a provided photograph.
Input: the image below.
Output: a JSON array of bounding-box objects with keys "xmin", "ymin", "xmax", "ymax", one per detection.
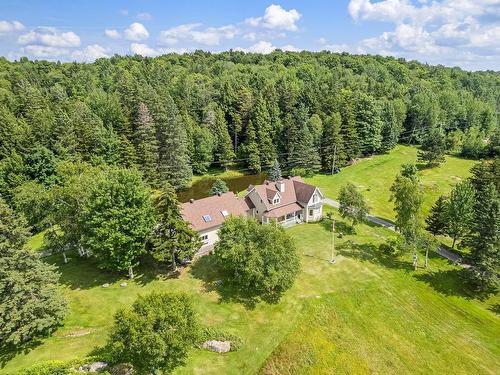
[{"xmin": 0, "ymin": 51, "xmax": 498, "ymax": 196}]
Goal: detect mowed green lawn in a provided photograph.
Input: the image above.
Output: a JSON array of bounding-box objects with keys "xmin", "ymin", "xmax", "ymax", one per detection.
[
  {"xmin": 306, "ymin": 146, "xmax": 477, "ymax": 222},
  {"xmin": 4, "ymin": 208, "xmax": 499, "ymax": 374}
]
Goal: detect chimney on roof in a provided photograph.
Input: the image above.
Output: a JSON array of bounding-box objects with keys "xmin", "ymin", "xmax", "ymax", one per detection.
[
  {"xmin": 217, "ymin": 192, "xmax": 222, "ymax": 197},
  {"xmin": 276, "ymin": 180, "xmax": 285, "ymax": 193},
  {"xmin": 189, "ymin": 199, "xmax": 194, "ymax": 203},
  {"xmin": 288, "ymin": 176, "xmax": 292, "ymax": 179}
]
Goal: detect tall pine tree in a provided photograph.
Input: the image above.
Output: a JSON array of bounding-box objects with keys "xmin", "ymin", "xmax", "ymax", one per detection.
[
  {"xmin": 134, "ymin": 103, "xmax": 159, "ymax": 186},
  {"xmin": 252, "ymin": 95, "xmax": 276, "ymax": 168},
  {"xmin": 321, "ymin": 112, "xmax": 344, "ymax": 171},
  {"xmin": 0, "ymin": 198, "xmax": 67, "ymax": 350},
  {"xmin": 153, "ymin": 94, "xmax": 192, "ymax": 190},
  {"xmin": 339, "ymin": 91, "xmax": 360, "ymax": 163}
]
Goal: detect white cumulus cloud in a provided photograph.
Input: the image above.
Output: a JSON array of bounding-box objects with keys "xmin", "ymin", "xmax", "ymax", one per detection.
[
  {"xmin": 345, "ymin": 0, "xmax": 500, "ymax": 70},
  {"xmin": 72, "ymin": 44, "xmax": 109, "ymax": 62},
  {"xmin": 18, "ymin": 27, "xmax": 80, "ymax": 47},
  {"xmin": 105, "ymin": 29, "xmax": 120, "ymax": 39},
  {"xmin": 0, "ymin": 20, "xmax": 24, "ymax": 34},
  {"xmin": 130, "ymin": 43, "xmax": 188, "ymax": 57},
  {"xmin": 159, "ymin": 23, "xmax": 238, "ymax": 46},
  {"xmin": 124, "ymin": 22, "xmax": 149, "ymax": 41},
  {"xmin": 236, "ymin": 40, "xmax": 299, "ymax": 54},
  {"xmin": 245, "ymin": 4, "xmax": 301, "ymax": 31}
]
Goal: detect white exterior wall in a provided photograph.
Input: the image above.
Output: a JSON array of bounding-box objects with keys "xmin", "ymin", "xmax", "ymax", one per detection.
[
  {"xmin": 305, "ymin": 188, "xmax": 324, "ymax": 222},
  {"xmin": 196, "ymin": 226, "xmax": 220, "ymax": 256}
]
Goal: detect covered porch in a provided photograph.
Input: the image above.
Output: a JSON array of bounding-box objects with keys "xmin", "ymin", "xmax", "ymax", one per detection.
[{"xmin": 262, "ymin": 203, "xmax": 304, "ymax": 227}]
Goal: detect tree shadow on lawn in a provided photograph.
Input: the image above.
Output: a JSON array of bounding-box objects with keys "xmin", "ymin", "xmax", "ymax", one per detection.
[
  {"xmin": 413, "ymin": 268, "xmax": 473, "ymax": 299},
  {"xmin": 320, "ymin": 217, "xmax": 356, "ymax": 235},
  {"xmin": 414, "ymin": 267, "xmax": 498, "ymax": 301},
  {"xmin": 0, "ymin": 341, "xmax": 44, "ymax": 368},
  {"xmin": 338, "ymin": 240, "xmax": 412, "ymax": 272},
  {"xmin": 44, "ymin": 252, "xmax": 166, "ymax": 290},
  {"xmin": 190, "ymin": 255, "xmax": 271, "ymax": 310}
]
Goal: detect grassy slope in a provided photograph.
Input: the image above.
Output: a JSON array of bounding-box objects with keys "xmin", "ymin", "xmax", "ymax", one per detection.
[
  {"xmin": 262, "ymin": 213, "xmax": 499, "ymax": 374},
  {"xmin": 305, "ymin": 145, "xmax": 477, "ymax": 222},
  {"xmin": 4, "ymin": 208, "xmax": 498, "ymax": 374}
]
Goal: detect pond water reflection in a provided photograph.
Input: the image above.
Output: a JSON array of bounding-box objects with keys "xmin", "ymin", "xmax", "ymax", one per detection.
[{"xmin": 177, "ymin": 173, "xmax": 267, "ymax": 202}]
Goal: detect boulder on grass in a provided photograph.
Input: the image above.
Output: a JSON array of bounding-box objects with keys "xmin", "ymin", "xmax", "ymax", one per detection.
[
  {"xmin": 202, "ymin": 340, "xmax": 231, "ymax": 353},
  {"xmin": 77, "ymin": 361, "xmax": 108, "ymax": 372}
]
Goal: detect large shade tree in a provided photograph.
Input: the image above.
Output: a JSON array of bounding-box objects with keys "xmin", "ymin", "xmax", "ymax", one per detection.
[
  {"xmin": 213, "ymin": 216, "xmax": 300, "ymax": 303},
  {"xmin": 81, "ymin": 168, "xmax": 155, "ymax": 278},
  {"xmin": 338, "ymin": 183, "xmax": 369, "ymax": 229},
  {"xmin": 108, "ymin": 292, "xmax": 200, "ymax": 374}
]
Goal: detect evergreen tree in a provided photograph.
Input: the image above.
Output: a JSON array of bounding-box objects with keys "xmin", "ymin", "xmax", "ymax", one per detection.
[
  {"xmin": 0, "ymin": 198, "xmax": 66, "ymax": 350},
  {"xmin": 426, "ymin": 195, "xmax": 448, "ymax": 236},
  {"xmin": 52, "ymin": 108, "xmax": 78, "ymax": 160},
  {"xmin": 339, "ymin": 91, "xmax": 360, "ymax": 162},
  {"xmin": 380, "ymin": 100, "xmax": 401, "ymax": 152},
  {"xmin": 134, "ymin": 103, "xmax": 159, "ymax": 185},
  {"xmin": 151, "ymin": 183, "xmax": 200, "ymax": 271},
  {"xmin": 465, "ymin": 160, "xmax": 499, "ymax": 291},
  {"xmin": 321, "ymin": 112, "xmax": 344, "ymax": 171},
  {"xmin": 418, "ymin": 125, "xmax": 447, "ymax": 167},
  {"xmin": 288, "ymin": 121, "xmax": 321, "ymax": 174},
  {"xmin": 118, "ymin": 134, "xmax": 138, "ymax": 169},
  {"xmin": 213, "ymin": 108, "xmax": 235, "ymax": 170},
  {"xmin": 467, "ymin": 183, "xmax": 499, "ymax": 291},
  {"xmin": 269, "ymin": 159, "xmax": 282, "ymax": 181},
  {"xmin": 307, "ymin": 114, "xmax": 323, "ymax": 152},
  {"xmin": 243, "ymin": 120, "xmax": 261, "ymax": 173},
  {"xmin": 191, "ymin": 125, "xmax": 214, "ymax": 174},
  {"xmin": 24, "ymin": 145, "xmax": 57, "ymax": 187},
  {"xmin": 210, "ymin": 179, "xmax": 229, "ymax": 196},
  {"xmin": 252, "ymin": 95, "xmax": 276, "ymax": 168},
  {"xmin": 355, "ymin": 93, "xmax": 382, "ymax": 155},
  {"xmin": 154, "ymin": 94, "xmax": 192, "ymax": 190}
]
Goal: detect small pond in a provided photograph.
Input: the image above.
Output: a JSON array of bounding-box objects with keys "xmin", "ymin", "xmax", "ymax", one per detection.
[{"xmin": 177, "ymin": 173, "xmax": 267, "ymax": 202}]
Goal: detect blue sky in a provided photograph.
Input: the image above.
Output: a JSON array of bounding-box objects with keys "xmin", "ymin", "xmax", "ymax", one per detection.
[{"xmin": 0, "ymin": 1, "xmax": 499, "ymax": 71}]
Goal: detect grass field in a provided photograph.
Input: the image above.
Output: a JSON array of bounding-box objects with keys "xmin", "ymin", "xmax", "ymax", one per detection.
[
  {"xmin": 4, "ymin": 206, "xmax": 499, "ymax": 374},
  {"xmin": 306, "ymin": 145, "xmax": 477, "ymax": 222},
  {"xmin": 3, "ymin": 147, "xmax": 495, "ymax": 374}
]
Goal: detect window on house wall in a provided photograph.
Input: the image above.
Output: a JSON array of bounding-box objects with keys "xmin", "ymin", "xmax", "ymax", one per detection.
[
  {"xmin": 313, "ymin": 194, "xmax": 318, "ymax": 203},
  {"xmin": 201, "ymin": 234, "xmax": 208, "ymax": 243},
  {"xmin": 273, "ymin": 197, "xmax": 280, "ymax": 204},
  {"xmin": 309, "ymin": 209, "xmax": 313, "ymax": 216}
]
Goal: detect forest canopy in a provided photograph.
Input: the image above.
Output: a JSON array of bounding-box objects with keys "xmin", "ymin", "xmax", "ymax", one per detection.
[{"xmin": 0, "ymin": 51, "xmax": 498, "ymax": 201}]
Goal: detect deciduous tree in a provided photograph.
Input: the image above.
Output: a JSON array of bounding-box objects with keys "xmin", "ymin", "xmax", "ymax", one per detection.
[
  {"xmin": 108, "ymin": 292, "xmax": 200, "ymax": 374},
  {"xmin": 213, "ymin": 217, "xmax": 300, "ymax": 303},
  {"xmin": 338, "ymin": 183, "xmax": 369, "ymax": 229}
]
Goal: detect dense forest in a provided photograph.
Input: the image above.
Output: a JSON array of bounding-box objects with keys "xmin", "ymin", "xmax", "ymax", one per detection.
[{"xmin": 0, "ymin": 51, "xmax": 499, "ymax": 206}]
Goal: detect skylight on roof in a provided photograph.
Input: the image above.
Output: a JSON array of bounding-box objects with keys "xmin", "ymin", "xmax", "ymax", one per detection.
[
  {"xmin": 221, "ymin": 210, "xmax": 229, "ymax": 217},
  {"xmin": 202, "ymin": 214, "xmax": 212, "ymax": 222}
]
